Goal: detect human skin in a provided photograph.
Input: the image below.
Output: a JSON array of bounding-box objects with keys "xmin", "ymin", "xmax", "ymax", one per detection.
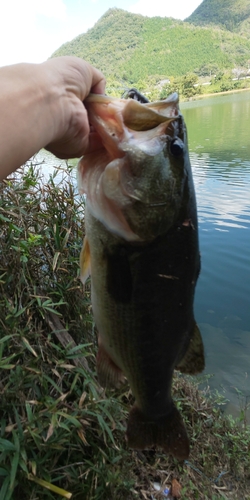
[{"xmin": 0, "ymin": 56, "xmax": 105, "ymax": 180}]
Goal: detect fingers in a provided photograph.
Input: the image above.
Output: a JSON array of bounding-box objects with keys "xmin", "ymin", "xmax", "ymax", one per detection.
[
  {"xmin": 89, "ymin": 67, "xmax": 106, "ymax": 95},
  {"xmin": 42, "ymin": 56, "xmax": 106, "ymax": 100},
  {"xmin": 74, "ymin": 57, "xmax": 106, "ymax": 98},
  {"xmin": 43, "ymin": 57, "xmax": 106, "ymax": 159},
  {"xmin": 64, "ymin": 56, "xmax": 106, "ymax": 98}
]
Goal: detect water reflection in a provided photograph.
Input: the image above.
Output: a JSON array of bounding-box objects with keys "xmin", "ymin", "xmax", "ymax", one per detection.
[
  {"xmin": 181, "ymin": 90, "xmax": 250, "ymax": 161},
  {"xmin": 182, "ymin": 91, "xmax": 250, "ymax": 417},
  {"xmin": 191, "ymin": 154, "xmax": 250, "ymax": 231}
]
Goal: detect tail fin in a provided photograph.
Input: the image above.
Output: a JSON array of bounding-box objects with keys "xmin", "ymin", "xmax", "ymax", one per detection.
[{"xmin": 126, "ymin": 404, "xmax": 189, "ymax": 460}]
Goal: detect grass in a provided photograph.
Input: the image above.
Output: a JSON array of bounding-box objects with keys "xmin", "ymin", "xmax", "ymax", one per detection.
[{"xmin": 0, "ymin": 163, "xmax": 250, "ymax": 499}]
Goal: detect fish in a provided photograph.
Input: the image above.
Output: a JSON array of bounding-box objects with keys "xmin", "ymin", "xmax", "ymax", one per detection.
[{"xmin": 77, "ymin": 90, "xmax": 204, "ymax": 460}]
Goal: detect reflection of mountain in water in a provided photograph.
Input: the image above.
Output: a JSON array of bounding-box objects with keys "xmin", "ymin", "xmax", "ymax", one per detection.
[
  {"xmin": 181, "ymin": 90, "xmax": 250, "ymax": 162},
  {"xmin": 182, "ymin": 91, "xmax": 250, "ymax": 231}
]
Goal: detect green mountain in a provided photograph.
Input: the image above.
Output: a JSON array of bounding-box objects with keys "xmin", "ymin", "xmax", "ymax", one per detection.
[
  {"xmin": 186, "ymin": 0, "xmax": 250, "ymax": 36},
  {"xmin": 51, "ymin": 8, "xmax": 250, "ymax": 90}
]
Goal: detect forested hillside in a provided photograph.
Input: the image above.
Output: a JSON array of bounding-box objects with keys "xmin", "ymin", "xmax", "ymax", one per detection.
[
  {"xmin": 54, "ymin": 9, "xmax": 144, "ymax": 80},
  {"xmin": 51, "ymin": 7, "xmax": 250, "ymax": 98},
  {"xmin": 186, "ymin": 0, "xmax": 250, "ymax": 36}
]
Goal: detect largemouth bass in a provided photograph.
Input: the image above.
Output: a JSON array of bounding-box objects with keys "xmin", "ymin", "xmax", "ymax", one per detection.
[{"xmin": 78, "ymin": 91, "xmax": 204, "ymax": 460}]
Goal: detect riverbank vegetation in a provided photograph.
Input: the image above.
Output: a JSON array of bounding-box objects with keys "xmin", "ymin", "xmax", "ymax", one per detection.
[
  {"xmin": 0, "ymin": 164, "xmax": 250, "ymax": 499},
  {"xmin": 150, "ymin": 71, "xmax": 250, "ymax": 101}
]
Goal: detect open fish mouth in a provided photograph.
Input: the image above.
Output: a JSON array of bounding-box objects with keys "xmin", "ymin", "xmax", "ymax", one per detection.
[{"xmin": 84, "ymin": 91, "xmax": 180, "ymax": 131}]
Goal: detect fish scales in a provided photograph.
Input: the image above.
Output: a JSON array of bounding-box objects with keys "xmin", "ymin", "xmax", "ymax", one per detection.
[{"xmin": 78, "ymin": 90, "xmax": 204, "ymax": 459}]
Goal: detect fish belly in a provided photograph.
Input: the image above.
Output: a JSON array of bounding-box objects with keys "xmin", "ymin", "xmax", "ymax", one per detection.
[{"xmin": 85, "ymin": 207, "xmax": 203, "ymax": 459}]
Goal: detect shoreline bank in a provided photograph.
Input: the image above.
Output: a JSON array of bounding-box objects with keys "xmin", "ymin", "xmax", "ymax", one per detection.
[{"xmin": 183, "ymin": 86, "xmax": 250, "ymax": 102}]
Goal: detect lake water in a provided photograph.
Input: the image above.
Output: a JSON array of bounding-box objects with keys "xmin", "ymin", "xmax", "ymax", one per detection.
[
  {"xmin": 37, "ymin": 90, "xmax": 250, "ymax": 418},
  {"xmin": 181, "ymin": 91, "xmax": 250, "ymax": 417}
]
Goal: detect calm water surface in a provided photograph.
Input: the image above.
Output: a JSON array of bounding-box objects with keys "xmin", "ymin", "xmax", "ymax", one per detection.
[
  {"xmin": 38, "ymin": 90, "xmax": 250, "ymax": 416},
  {"xmin": 181, "ymin": 91, "xmax": 250, "ymax": 416}
]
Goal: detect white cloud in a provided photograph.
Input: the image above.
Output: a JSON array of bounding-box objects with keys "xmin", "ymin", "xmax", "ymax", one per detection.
[
  {"xmin": 129, "ymin": 0, "xmax": 202, "ymax": 21},
  {"xmin": 0, "ymin": 0, "xmax": 89, "ymax": 66},
  {"xmin": 34, "ymin": 0, "xmax": 67, "ymax": 19}
]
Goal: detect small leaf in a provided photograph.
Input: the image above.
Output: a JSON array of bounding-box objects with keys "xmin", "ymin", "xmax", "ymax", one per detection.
[
  {"xmin": 0, "ymin": 475, "xmax": 10, "ymax": 500},
  {"xmin": 28, "ymin": 474, "xmax": 72, "ymax": 498},
  {"xmin": 77, "ymin": 428, "xmax": 88, "ymax": 446},
  {"xmin": 97, "ymin": 415, "xmax": 116, "ymax": 446},
  {"xmin": 62, "ymin": 228, "xmax": 71, "ymax": 248},
  {"xmin": 42, "ymin": 306, "xmax": 62, "ymax": 316},
  {"xmin": 0, "ymin": 439, "xmax": 17, "ymax": 452},
  {"xmin": 53, "ymin": 252, "xmax": 60, "ymax": 271},
  {"xmin": 22, "ymin": 337, "xmax": 38, "ymax": 357},
  {"xmin": 0, "ymin": 335, "xmax": 14, "ymax": 344},
  {"xmin": 0, "ymin": 468, "xmax": 8, "ymax": 476},
  {"xmin": 13, "ymin": 307, "xmax": 27, "ymax": 318},
  {"xmin": 0, "ymin": 214, "xmax": 11, "ymax": 222},
  {"xmin": 25, "ymin": 403, "xmax": 33, "ymax": 423},
  {"xmin": 9, "ymin": 448, "xmax": 20, "ymax": 490},
  {"xmin": 57, "ymin": 412, "xmax": 81, "ymax": 428},
  {"xmin": 44, "ymin": 423, "xmax": 54, "ymax": 442},
  {"xmin": 30, "ymin": 460, "xmax": 37, "ymax": 476}
]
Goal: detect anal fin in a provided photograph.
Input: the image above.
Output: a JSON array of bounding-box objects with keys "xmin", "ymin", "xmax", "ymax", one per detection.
[
  {"xmin": 97, "ymin": 342, "xmax": 124, "ymax": 389},
  {"xmin": 176, "ymin": 323, "xmax": 205, "ymax": 375},
  {"xmin": 126, "ymin": 404, "xmax": 189, "ymax": 460}
]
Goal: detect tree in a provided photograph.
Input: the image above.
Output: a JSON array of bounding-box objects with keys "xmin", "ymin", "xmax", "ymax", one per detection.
[{"xmin": 180, "ymin": 73, "xmax": 199, "ymax": 98}]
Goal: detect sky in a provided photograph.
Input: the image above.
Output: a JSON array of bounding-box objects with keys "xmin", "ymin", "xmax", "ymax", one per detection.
[{"xmin": 0, "ymin": 0, "xmax": 202, "ymax": 67}]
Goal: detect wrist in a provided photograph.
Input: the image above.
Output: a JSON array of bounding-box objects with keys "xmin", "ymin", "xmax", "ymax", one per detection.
[
  {"xmin": 0, "ymin": 63, "xmax": 60, "ymax": 178},
  {"xmin": 37, "ymin": 60, "xmax": 67, "ymax": 143}
]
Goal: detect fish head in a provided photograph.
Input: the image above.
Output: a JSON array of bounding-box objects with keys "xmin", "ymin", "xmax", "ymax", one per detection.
[{"xmin": 78, "ymin": 93, "xmax": 192, "ymax": 242}]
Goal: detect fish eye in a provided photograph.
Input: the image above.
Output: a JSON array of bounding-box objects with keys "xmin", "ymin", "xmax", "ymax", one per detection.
[{"xmin": 170, "ymin": 138, "xmax": 184, "ymax": 157}]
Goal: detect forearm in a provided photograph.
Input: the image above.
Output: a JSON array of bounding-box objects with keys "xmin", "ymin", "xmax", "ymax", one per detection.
[
  {"xmin": 0, "ymin": 57, "xmax": 105, "ymax": 180},
  {"xmin": 0, "ymin": 63, "xmax": 57, "ymax": 180}
]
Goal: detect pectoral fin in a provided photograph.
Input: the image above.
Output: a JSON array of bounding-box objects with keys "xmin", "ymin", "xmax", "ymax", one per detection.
[
  {"xmin": 176, "ymin": 323, "xmax": 205, "ymax": 375},
  {"xmin": 80, "ymin": 236, "xmax": 91, "ymax": 284}
]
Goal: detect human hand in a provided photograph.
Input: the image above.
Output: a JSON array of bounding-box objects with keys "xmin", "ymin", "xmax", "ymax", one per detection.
[
  {"xmin": 0, "ymin": 56, "xmax": 105, "ymax": 179},
  {"xmin": 43, "ymin": 56, "xmax": 106, "ymax": 159}
]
